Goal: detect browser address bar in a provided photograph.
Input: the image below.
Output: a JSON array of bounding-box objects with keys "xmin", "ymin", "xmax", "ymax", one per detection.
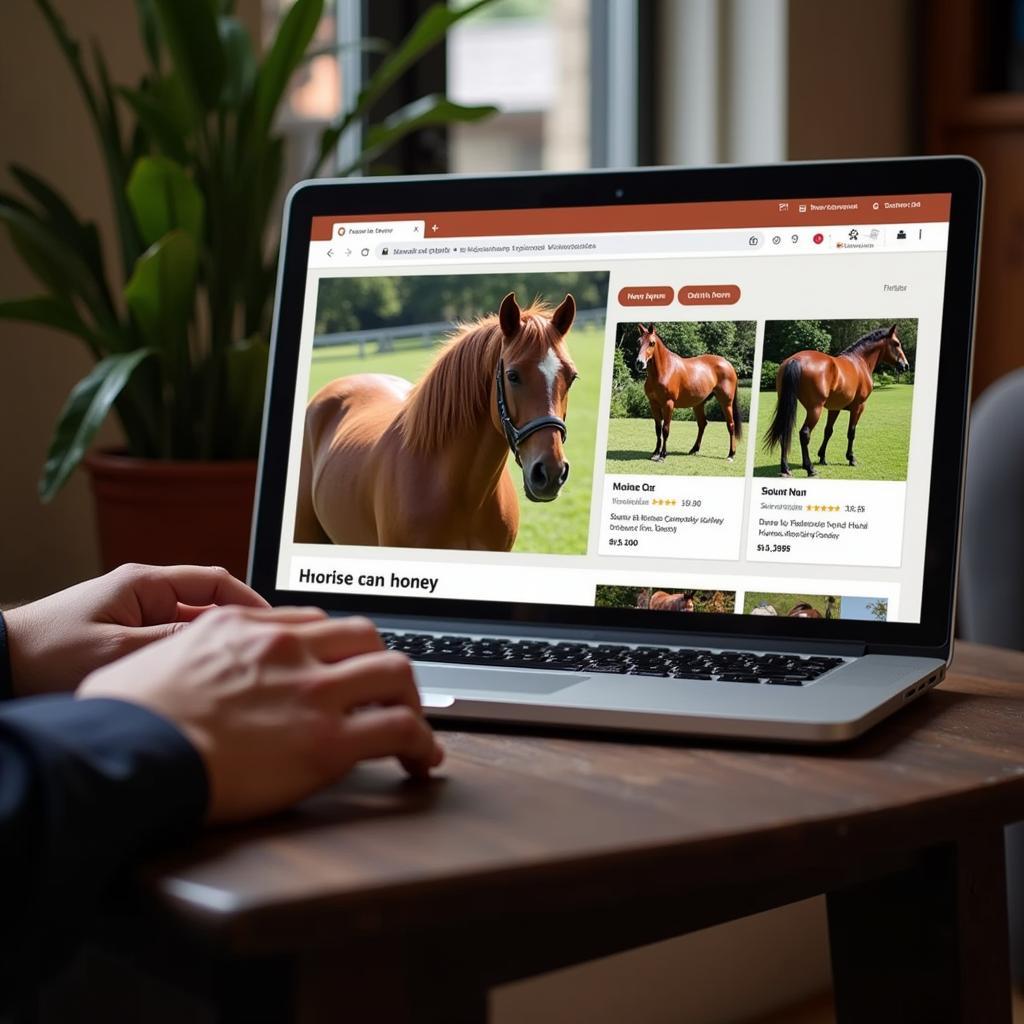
[{"xmin": 377, "ymin": 230, "xmax": 766, "ymax": 261}]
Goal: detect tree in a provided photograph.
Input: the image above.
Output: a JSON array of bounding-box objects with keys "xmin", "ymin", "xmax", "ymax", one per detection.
[{"xmin": 868, "ymin": 598, "xmax": 889, "ymax": 621}]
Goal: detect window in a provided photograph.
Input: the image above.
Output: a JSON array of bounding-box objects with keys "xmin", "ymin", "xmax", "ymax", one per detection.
[{"xmin": 447, "ymin": 0, "xmax": 591, "ymax": 172}]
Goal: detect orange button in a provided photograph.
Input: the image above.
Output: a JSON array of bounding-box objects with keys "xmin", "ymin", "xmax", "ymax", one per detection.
[
  {"xmin": 678, "ymin": 284, "xmax": 741, "ymax": 305},
  {"xmin": 618, "ymin": 285, "xmax": 674, "ymax": 306}
]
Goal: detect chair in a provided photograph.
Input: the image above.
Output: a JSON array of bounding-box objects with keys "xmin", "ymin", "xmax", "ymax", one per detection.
[{"xmin": 958, "ymin": 366, "xmax": 1024, "ymax": 983}]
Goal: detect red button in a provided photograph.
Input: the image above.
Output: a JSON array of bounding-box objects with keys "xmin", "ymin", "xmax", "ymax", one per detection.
[
  {"xmin": 618, "ymin": 286, "xmax": 674, "ymax": 306},
  {"xmin": 677, "ymin": 284, "xmax": 741, "ymax": 306}
]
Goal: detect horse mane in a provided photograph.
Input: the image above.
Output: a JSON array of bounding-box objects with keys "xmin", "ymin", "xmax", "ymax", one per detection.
[
  {"xmin": 840, "ymin": 325, "xmax": 892, "ymax": 356},
  {"xmin": 397, "ymin": 301, "xmax": 557, "ymax": 452}
]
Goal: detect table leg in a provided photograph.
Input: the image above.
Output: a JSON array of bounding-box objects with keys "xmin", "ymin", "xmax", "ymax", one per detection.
[{"xmin": 827, "ymin": 831, "xmax": 1011, "ymax": 1024}]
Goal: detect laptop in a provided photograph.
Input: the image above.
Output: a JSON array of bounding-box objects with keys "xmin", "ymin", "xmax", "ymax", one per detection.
[{"xmin": 249, "ymin": 157, "xmax": 983, "ymax": 743}]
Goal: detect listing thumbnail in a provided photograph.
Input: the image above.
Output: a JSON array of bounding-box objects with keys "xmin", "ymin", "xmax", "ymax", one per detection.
[
  {"xmin": 595, "ymin": 585, "xmax": 736, "ymax": 614},
  {"xmin": 605, "ymin": 320, "xmax": 755, "ymax": 477},
  {"xmin": 755, "ymin": 319, "xmax": 916, "ymax": 481},
  {"xmin": 296, "ymin": 271, "xmax": 609, "ymax": 554},
  {"xmin": 743, "ymin": 592, "xmax": 889, "ymax": 621}
]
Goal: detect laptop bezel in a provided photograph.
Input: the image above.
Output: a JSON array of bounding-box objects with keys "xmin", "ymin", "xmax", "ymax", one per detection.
[{"xmin": 249, "ymin": 157, "xmax": 983, "ymax": 660}]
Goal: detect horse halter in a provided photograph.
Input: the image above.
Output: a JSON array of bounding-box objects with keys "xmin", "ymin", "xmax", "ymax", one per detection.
[{"xmin": 495, "ymin": 358, "xmax": 567, "ymax": 466}]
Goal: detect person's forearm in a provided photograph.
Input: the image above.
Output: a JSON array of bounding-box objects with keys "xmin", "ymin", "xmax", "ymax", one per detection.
[{"xmin": 0, "ymin": 697, "xmax": 208, "ymax": 1007}]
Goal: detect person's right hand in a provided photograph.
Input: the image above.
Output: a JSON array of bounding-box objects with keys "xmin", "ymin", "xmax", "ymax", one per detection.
[{"xmin": 77, "ymin": 606, "xmax": 443, "ymax": 823}]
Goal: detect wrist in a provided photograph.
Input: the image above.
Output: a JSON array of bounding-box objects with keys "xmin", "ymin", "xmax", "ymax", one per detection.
[{"xmin": 2, "ymin": 604, "xmax": 46, "ymax": 699}]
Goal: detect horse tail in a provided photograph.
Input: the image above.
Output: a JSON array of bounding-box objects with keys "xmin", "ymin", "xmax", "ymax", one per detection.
[
  {"xmin": 762, "ymin": 358, "xmax": 800, "ymax": 453},
  {"xmin": 732, "ymin": 384, "xmax": 743, "ymax": 440}
]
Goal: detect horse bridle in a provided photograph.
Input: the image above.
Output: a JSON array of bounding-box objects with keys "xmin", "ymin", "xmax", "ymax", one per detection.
[{"xmin": 495, "ymin": 359, "xmax": 567, "ymax": 466}]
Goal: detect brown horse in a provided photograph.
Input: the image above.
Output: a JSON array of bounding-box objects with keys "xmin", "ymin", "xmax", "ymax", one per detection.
[
  {"xmin": 787, "ymin": 602, "xmax": 823, "ymax": 619},
  {"xmin": 295, "ymin": 292, "xmax": 578, "ymax": 549},
  {"xmin": 634, "ymin": 325, "xmax": 742, "ymax": 462},
  {"xmin": 648, "ymin": 590, "xmax": 696, "ymax": 612},
  {"xmin": 763, "ymin": 325, "xmax": 909, "ymax": 477}
]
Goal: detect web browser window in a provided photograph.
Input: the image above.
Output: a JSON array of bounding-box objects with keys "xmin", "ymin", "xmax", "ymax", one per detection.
[{"xmin": 277, "ymin": 193, "xmax": 951, "ymax": 626}]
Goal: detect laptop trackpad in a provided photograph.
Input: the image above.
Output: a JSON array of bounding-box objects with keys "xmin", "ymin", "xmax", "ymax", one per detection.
[{"xmin": 415, "ymin": 662, "xmax": 581, "ymax": 695}]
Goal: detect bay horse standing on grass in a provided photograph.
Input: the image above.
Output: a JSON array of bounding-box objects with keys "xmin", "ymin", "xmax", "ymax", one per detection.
[
  {"xmin": 763, "ymin": 325, "xmax": 909, "ymax": 477},
  {"xmin": 634, "ymin": 325, "xmax": 742, "ymax": 462},
  {"xmin": 295, "ymin": 292, "xmax": 578, "ymax": 550},
  {"xmin": 647, "ymin": 590, "xmax": 696, "ymax": 612}
]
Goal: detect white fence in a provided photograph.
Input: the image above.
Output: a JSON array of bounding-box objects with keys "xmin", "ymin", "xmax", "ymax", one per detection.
[{"xmin": 312, "ymin": 307, "xmax": 606, "ymax": 358}]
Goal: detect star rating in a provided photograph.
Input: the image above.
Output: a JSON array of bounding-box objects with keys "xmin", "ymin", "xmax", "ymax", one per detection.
[
  {"xmin": 651, "ymin": 497, "xmax": 677, "ymax": 506},
  {"xmin": 805, "ymin": 504, "xmax": 840, "ymax": 512}
]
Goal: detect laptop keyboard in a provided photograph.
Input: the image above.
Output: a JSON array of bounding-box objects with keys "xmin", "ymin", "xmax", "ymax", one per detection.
[{"xmin": 379, "ymin": 632, "xmax": 844, "ymax": 686}]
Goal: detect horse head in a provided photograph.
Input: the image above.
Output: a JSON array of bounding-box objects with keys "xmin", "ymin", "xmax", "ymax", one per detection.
[
  {"xmin": 880, "ymin": 324, "xmax": 910, "ymax": 372},
  {"xmin": 635, "ymin": 324, "xmax": 659, "ymax": 373},
  {"xmin": 495, "ymin": 291, "xmax": 578, "ymax": 503}
]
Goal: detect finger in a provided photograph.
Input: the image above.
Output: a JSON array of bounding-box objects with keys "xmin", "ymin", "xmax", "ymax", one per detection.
[
  {"xmin": 294, "ymin": 616, "xmax": 384, "ymax": 663},
  {"xmin": 175, "ymin": 602, "xmax": 213, "ymax": 622},
  {"xmin": 315, "ymin": 651, "xmax": 420, "ymax": 714},
  {"xmin": 340, "ymin": 705, "xmax": 444, "ymax": 777},
  {"xmin": 130, "ymin": 565, "xmax": 269, "ymax": 625}
]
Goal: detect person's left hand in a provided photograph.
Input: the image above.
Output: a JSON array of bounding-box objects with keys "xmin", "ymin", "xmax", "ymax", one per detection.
[{"xmin": 3, "ymin": 563, "xmax": 270, "ymax": 697}]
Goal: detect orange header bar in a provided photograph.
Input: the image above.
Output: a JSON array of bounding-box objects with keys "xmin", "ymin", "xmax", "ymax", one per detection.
[{"xmin": 310, "ymin": 193, "xmax": 950, "ymax": 241}]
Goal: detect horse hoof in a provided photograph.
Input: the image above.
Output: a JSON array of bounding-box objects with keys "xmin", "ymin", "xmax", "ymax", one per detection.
[
  {"xmin": 780, "ymin": 470, "xmax": 791, "ymax": 477},
  {"xmin": 726, "ymin": 456, "xmax": 734, "ymax": 462},
  {"xmin": 806, "ymin": 469, "xmax": 817, "ymax": 478}
]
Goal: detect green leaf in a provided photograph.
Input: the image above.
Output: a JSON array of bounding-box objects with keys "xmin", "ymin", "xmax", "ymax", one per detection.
[
  {"xmin": 40, "ymin": 348, "xmax": 155, "ymax": 501},
  {"xmin": 248, "ymin": 0, "xmax": 322, "ymax": 143},
  {"xmin": 310, "ymin": 0, "xmax": 496, "ymax": 176},
  {"xmin": 0, "ymin": 203, "xmax": 117, "ymax": 328},
  {"xmin": 126, "ymin": 156, "xmax": 204, "ymax": 247},
  {"xmin": 118, "ymin": 84, "xmax": 189, "ymax": 162},
  {"xmin": 124, "ymin": 229, "xmax": 198, "ymax": 356},
  {"xmin": 7, "ymin": 167, "xmax": 110, "ymax": 307},
  {"xmin": 0, "ymin": 295, "xmax": 105, "ymax": 354},
  {"xmin": 218, "ymin": 16, "xmax": 256, "ymax": 108},
  {"xmin": 346, "ymin": 96, "xmax": 497, "ymax": 175},
  {"xmin": 152, "ymin": 0, "xmax": 224, "ymax": 112},
  {"xmin": 224, "ymin": 334, "xmax": 268, "ymax": 456},
  {"xmin": 357, "ymin": 1, "xmax": 493, "ymax": 115},
  {"xmin": 135, "ymin": 0, "xmax": 162, "ymax": 68}
]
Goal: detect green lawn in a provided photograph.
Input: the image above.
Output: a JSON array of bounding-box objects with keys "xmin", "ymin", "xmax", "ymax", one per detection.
[
  {"xmin": 308, "ymin": 324, "xmax": 605, "ymax": 555},
  {"xmin": 605, "ymin": 417, "xmax": 747, "ymax": 477},
  {"xmin": 743, "ymin": 592, "xmax": 839, "ymax": 617},
  {"xmin": 753, "ymin": 384, "xmax": 913, "ymax": 481}
]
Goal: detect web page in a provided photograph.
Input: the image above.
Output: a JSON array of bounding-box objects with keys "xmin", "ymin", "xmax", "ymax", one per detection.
[{"xmin": 276, "ymin": 193, "xmax": 951, "ymax": 626}]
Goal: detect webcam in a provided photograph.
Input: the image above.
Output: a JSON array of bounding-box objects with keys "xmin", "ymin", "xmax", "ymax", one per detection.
[{"xmin": 614, "ymin": 187, "xmax": 625, "ymax": 199}]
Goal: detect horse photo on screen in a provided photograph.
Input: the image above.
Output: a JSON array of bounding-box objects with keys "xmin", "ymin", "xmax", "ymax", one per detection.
[
  {"xmin": 635, "ymin": 324, "xmax": 743, "ymax": 462},
  {"xmin": 762, "ymin": 324, "xmax": 910, "ymax": 477},
  {"xmin": 605, "ymin": 320, "xmax": 754, "ymax": 478},
  {"xmin": 296, "ymin": 292, "xmax": 580, "ymax": 551}
]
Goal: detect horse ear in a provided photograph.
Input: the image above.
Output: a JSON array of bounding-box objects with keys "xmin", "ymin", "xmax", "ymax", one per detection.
[
  {"xmin": 551, "ymin": 293, "xmax": 576, "ymax": 336},
  {"xmin": 499, "ymin": 292, "xmax": 521, "ymax": 338},
  {"xmin": 888, "ymin": 324, "xmax": 898, "ymax": 337}
]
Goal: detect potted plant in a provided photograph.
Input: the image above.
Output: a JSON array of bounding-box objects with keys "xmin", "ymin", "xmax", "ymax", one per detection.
[{"xmin": 0, "ymin": 0, "xmax": 494, "ymax": 577}]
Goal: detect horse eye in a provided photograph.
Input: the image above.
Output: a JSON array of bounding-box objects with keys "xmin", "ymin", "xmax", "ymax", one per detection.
[
  {"xmin": 569, "ymin": 372, "xmax": 579, "ymax": 386},
  {"xmin": 506, "ymin": 368, "xmax": 521, "ymax": 385}
]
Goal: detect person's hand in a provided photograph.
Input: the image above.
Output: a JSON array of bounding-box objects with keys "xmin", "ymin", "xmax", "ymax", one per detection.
[
  {"xmin": 78, "ymin": 606, "xmax": 444, "ymax": 822},
  {"xmin": 3, "ymin": 563, "xmax": 269, "ymax": 697}
]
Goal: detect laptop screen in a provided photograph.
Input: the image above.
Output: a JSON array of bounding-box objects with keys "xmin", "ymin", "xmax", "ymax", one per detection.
[{"xmin": 274, "ymin": 191, "xmax": 951, "ymax": 627}]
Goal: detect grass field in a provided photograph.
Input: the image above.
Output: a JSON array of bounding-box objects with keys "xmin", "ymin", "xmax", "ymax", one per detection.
[
  {"xmin": 743, "ymin": 592, "xmax": 839, "ymax": 617},
  {"xmin": 307, "ymin": 324, "xmax": 605, "ymax": 555},
  {"xmin": 605, "ymin": 417, "xmax": 747, "ymax": 477},
  {"xmin": 753, "ymin": 383, "xmax": 913, "ymax": 481}
]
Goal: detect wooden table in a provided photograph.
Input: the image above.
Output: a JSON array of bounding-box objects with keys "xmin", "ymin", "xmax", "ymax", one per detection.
[{"xmin": 93, "ymin": 642, "xmax": 1024, "ymax": 1023}]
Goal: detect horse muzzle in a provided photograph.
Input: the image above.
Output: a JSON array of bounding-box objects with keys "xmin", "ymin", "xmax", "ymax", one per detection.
[
  {"xmin": 523, "ymin": 456, "xmax": 570, "ymax": 502},
  {"xmin": 899, "ymin": 359, "xmax": 910, "ymax": 372},
  {"xmin": 635, "ymin": 359, "xmax": 646, "ymax": 373}
]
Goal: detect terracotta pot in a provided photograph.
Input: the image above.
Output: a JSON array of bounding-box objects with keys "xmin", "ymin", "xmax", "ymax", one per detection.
[{"xmin": 84, "ymin": 451, "xmax": 258, "ymax": 580}]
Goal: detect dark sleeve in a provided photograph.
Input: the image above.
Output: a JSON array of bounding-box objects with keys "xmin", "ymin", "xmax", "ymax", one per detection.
[{"xmin": 0, "ymin": 695, "xmax": 208, "ymax": 1007}]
